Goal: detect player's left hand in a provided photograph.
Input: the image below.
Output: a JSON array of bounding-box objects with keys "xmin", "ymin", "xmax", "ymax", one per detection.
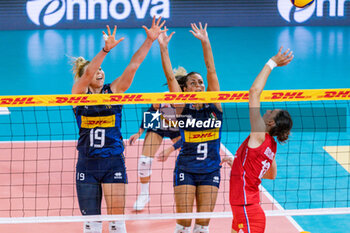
[
  {"xmin": 190, "ymin": 22, "xmax": 209, "ymax": 42},
  {"xmin": 143, "ymin": 16, "xmax": 167, "ymax": 42},
  {"xmin": 158, "ymin": 26, "xmax": 175, "ymax": 48},
  {"xmin": 271, "ymin": 46, "xmax": 294, "ymax": 67},
  {"xmin": 157, "ymin": 146, "xmax": 174, "ymax": 162},
  {"xmin": 102, "ymin": 25, "xmax": 124, "ymax": 52},
  {"xmin": 220, "ymin": 156, "xmax": 234, "ymax": 168}
]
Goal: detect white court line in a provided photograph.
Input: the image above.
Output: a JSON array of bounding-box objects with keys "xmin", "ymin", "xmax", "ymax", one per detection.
[
  {"xmin": 220, "ymin": 143, "xmax": 305, "ymax": 232},
  {"xmin": 1, "ymin": 208, "xmax": 350, "ymax": 224}
]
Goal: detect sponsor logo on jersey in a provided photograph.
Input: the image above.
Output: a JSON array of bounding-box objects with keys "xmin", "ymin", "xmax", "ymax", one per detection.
[
  {"xmin": 114, "ymin": 172, "xmax": 123, "ymax": 179},
  {"xmin": 213, "ymin": 176, "xmax": 220, "ymax": 183},
  {"xmin": 81, "ymin": 115, "xmax": 116, "ymax": 128},
  {"xmin": 264, "ymin": 147, "xmax": 275, "ymax": 160},
  {"xmin": 184, "ymin": 128, "xmax": 220, "ymax": 143}
]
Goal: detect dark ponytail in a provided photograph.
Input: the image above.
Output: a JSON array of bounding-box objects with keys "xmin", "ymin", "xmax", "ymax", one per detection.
[
  {"xmin": 269, "ymin": 110, "xmax": 293, "ymax": 143},
  {"xmin": 164, "ymin": 67, "xmax": 200, "ymax": 91}
]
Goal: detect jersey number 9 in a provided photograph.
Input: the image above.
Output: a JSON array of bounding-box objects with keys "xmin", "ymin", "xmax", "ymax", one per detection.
[
  {"xmin": 90, "ymin": 128, "xmax": 105, "ymax": 148},
  {"xmin": 197, "ymin": 143, "xmax": 208, "ymax": 160}
]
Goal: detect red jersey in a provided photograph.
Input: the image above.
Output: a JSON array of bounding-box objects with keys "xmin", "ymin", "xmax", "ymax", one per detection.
[{"xmin": 230, "ymin": 133, "xmax": 276, "ymax": 205}]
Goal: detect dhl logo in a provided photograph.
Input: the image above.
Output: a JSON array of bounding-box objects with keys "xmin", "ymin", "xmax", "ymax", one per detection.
[
  {"xmin": 184, "ymin": 128, "xmax": 220, "ymax": 143},
  {"xmin": 270, "ymin": 92, "xmax": 307, "ymax": 100},
  {"xmin": 0, "ymin": 97, "xmax": 36, "ymax": 105},
  {"xmin": 109, "ymin": 94, "xmax": 145, "ymax": 102},
  {"xmin": 217, "ymin": 93, "xmax": 249, "ymax": 101},
  {"xmin": 163, "ymin": 93, "xmax": 200, "ymax": 101},
  {"xmin": 323, "ymin": 91, "xmax": 350, "ymax": 98},
  {"xmin": 56, "ymin": 96, "xmax": 91, "ymax": 104},
  {"xmin": 81, "ymin": 115, "xmax": 115, "ymax": 128}
]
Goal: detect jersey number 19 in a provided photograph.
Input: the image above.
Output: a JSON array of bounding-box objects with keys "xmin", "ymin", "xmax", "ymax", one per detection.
[{"xmin": 90, "ymin": 128, "xmax": 105, "ymax": 148}]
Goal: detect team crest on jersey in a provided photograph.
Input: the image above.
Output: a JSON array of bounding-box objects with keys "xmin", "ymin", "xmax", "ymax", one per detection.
[{"xmin": 264, "ymin": 147, "xmax": 275, "ymax": 160}]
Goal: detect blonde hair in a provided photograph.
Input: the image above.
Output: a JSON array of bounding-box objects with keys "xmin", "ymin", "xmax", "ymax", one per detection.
[
  {"xmin": 172, "ymin": 66, "xmax": 201, "ymax": 91},
  {"xmin": 71, "ymin": 56, "xmax": 90, "ymax": 82},
  {"xmin": 173, "ymin": 66, "xmax": 187, "ymax": 78}
]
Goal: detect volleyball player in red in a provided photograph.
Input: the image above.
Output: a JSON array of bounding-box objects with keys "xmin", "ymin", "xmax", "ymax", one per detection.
[{"xmin": 221, "ymin": 47, "xmax": 293, "ymax": 233}]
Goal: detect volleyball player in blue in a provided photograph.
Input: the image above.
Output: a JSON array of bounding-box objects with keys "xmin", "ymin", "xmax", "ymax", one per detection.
[
  {"xmin": 158, "ymin": 23, "xmax": 223, "ymax": 233},
  {"xmin": 71, "ymin": 18, "xmax": 166, "ymax": 233}
]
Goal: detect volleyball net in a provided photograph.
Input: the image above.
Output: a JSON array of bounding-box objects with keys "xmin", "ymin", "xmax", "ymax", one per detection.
[{"xmin": 0, "ymin": 89, "xmax": 349, "ymax": 224}]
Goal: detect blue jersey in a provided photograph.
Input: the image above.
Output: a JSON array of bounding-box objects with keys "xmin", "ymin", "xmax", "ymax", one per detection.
[
  {"xmin": 74, "ymin": 84, "xmax": 124, "ymax": 157},
  {"xmin": 176, "ymin": 103, "xmax": 223, "ymax": 174}
]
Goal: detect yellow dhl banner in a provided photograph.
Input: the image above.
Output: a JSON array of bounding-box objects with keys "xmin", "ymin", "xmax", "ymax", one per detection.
[
  {"xmin": 184, "ymin": 128, "xmax": 220, "ymax": 143},
  {"xmin": 80, "ymin": 115, "xmax": 115, "ymax": 129},
  {"xmin": 0, "ymin": 89, "xmax": 349, "ymax": 107}
]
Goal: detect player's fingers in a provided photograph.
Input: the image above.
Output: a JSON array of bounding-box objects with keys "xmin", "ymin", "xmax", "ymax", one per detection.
[
  {"xmin": 156, "ymin": 16, "xmax": 162, "ymax": 26},
  {"xmin": 107, "ymin": 25, "xmax": 111, "ymax": 35},
  {"xmin": 193, "ymin": 23, "xmax": 199, "ymax": 31},
  {"xmin": 116, "ymin": 37, "xmax": 125, "ymax": 44},
  {"xmin": 189, "ymin": 30, "xmax": 196, "ymax": 37},
  {"xmin": 152, "ymin": 16, "xmax": 156, "ymax": 27},
  {"xmin": 278, "ymin": 46, "xmax": 283, "ymax": 54},
  {"xmin": 142, "ymin": 25, "xmax": 148, "ymax": 32},
  {"xmin": 199, "ymin": 22, "xmax": 203, "ymax": 30},
  {"xmin": 204, "ymin": 23, "xmax": 208, "ymax": 31},
  {"xmin": 283, "ymin": 48, "xmax": 290, "ymax": 56},
  {"xmin": 168, "ymin": 31, "xmax": 175, "ymax": 40},
  {"xmin": 102, "ymin": 31, "xmax": 108, "ymax": 41},
  {"xmin": 112, "ymin": 25, "xmax": 117, "ymax": 37},
  {"xmin": 159, "ymin": 20, "xmax": 166, "ymax": 28}
]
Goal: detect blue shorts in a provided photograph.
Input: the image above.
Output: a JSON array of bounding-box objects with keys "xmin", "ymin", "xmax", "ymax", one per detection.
[
  {"xmin": 173, "ymin": 167, "xmax": 221, "ymax": 188},
  {"xmin": 76, "ymin": 154, "xmax": 128, "ymax": 184},
  {"xmin": 76, "ymin": 154, "xmax": 127, "ymax": 215},
  {"xmin": 146, "ymin": 128, "xmax": 180, "ymax": 140}
]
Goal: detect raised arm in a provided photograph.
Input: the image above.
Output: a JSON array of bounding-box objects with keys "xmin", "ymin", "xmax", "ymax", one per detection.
[
  {"xmin": 158, "ymin": 27, "xmax": 181, "ymax": 93},
  {"xmin": 110, "ymin": 17, "xmax": 166, "ymax": 93},
  {"xmin": 72, "ymin": 26, "xmax": 124, "ymax": 94},
  {"xmin": 248, "ymin": 47, "xmax": 293, "ymax": 148},
  {"xmin": 190, "ymin": 23, "xmax": 219, "ymax": 92}
]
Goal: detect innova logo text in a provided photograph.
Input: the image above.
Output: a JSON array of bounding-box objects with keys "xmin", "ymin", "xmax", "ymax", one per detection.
[
  {"xmin": 26, "ymin": 0, "xmax": 170, "ymax": 27},
  {"xmin": 277, "ymin": 0, "xmax": 348, "ymax": 23}
]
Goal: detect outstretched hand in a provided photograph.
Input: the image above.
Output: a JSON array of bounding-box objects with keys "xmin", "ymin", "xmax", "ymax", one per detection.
[
  {"xmin": 189, "ymin": 22, "xmax": 209, "ymax": 42},
  {"xmin": 142, "ymin": 16, "xmax": 167, "ymax": 42},
  {"xmin": 102, "ymin": 25, "xmax": 124, "ymax": 52},
  {"xmin": 158, "ymin": 26, "xmax": 175, "ymax": 48},
  {"xmin": 271, "ymin": 46, "xmax": 294, "ymax": 67}
]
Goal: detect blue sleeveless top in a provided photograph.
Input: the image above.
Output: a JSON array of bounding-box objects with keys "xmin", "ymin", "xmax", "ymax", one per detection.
[
  {"xmin": 74, "ymin": 84, "xmax": 123, "ymax": 157},
  {"xmin": 176, "ymin": 103, "xmax": 223, "ymax": 173}
]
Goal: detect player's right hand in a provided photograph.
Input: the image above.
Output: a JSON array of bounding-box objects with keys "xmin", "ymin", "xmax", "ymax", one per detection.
[
  {"xmin": 271, "ymin": 46, "xmax": 294, "ymax": 67},
  {"xmin": 158, "ymin": 26, "xmax": 175, "ymax": 48},
  {"xmin": 129, "ymin": 133, "xmax": 140, "ymax": 145},
  {"xmin": 157, "ymin": 146, "xmax": 174, "ymax": 162}
]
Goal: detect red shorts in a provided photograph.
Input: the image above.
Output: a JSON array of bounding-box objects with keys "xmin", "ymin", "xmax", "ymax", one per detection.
[{"xmin": 231, "ymin": 203, "xmax": 266, "ymax": 233}]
